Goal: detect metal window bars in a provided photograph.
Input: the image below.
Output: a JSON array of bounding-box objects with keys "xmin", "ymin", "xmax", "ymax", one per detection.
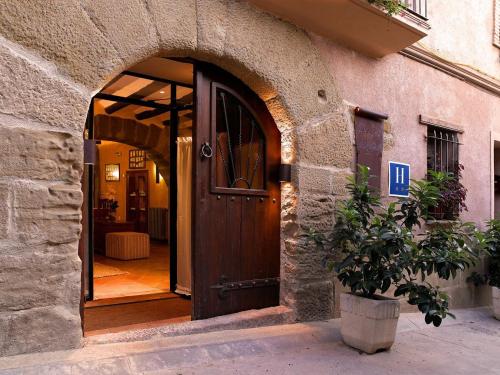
[
  {"xmin": 426, "ymin": 127, "xmax": 460, "ymax": 175},
  {"xmin": 426, "ymin": 126, "xmax": 461, "ymax": 220},
  {"xmin": 400, "ymin": 0, "xmax": 428, "ymax": 19}
]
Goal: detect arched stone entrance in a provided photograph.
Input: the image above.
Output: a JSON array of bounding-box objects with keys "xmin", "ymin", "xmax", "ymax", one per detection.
[{"xmin": 0, "ymin": 0, "xmax": 353, "ymax": 356}]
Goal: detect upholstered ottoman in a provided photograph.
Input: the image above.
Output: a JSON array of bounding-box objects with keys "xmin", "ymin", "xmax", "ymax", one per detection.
[{"xmin": 105, "ymin": 232, "xmax": 150, "ymax": 260}]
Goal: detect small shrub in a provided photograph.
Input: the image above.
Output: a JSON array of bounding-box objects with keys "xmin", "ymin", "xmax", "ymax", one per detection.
[
  {"xmin": 367, "ymin": 0, "xmax": 404, "ymax": 16},
  {"xmin": 314, "ymin": 165, "xmax": 483, "ymax": 326},
  {"xmin": 467, "ymin": 219, "xmax": 500, "ymax": 288}
]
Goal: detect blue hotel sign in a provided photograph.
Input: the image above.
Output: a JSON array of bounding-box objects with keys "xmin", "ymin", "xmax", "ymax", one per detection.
[{"xmin": 388, "ymin": 162, "xmax": 410, "ymax": 197}]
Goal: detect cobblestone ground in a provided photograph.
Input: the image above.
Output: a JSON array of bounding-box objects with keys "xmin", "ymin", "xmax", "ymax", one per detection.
[{"xmin": 0, "ymin": 308, "xmax": 499, "ymax": 375}]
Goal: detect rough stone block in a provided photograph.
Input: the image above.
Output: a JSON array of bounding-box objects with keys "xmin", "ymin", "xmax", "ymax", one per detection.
[
  {"xmin": 0, "ymin": 42, "xmax": 88, "ymax": 131},
  {"xmin": 296, "ymin": 165, "xmax": 332, "ymax": 194},
  {"xmin": 266, "ymin": 97, "xmax": 296, "ymax": 133},
  {"xmin": 196, "ymin": 0, "xmax": 229, "ymax": 58},
  {"xmin": 195, "ymin": 0, "xmax": 347, "ymax": 129},
  {"xmin": 221, "ymin": 1, "xmax": 343, "ymax": 121},
  {"xmin": 11, "ymin": 181, "xmax": 82, "ymax": 244},
  {"xmin": 80, "ymin": 0, "xmax": 158, "ymax": 69},
  {"xmin": 0, "ymin": 0, "xmax": 122, "ymax": 88},
  {"xmin": 0, "ymin": 184, "xmax": 9, "ymax": 239},
  {"xmin": 296, "ymin": 193, "xmax": 335, "ymax": 232},
  {"xmin": 0, "ymin": 247, "xmax": 81, "ymax": 311},
  {"xmin": 47, "ymin": 185, "xmax": 83, "ymax": 209},
  {"xmin": 331, "ymin": 170, "xmax": 352, "ymax": 195},
  {"xmin": 294, "ymin": 280, "xmax": 334, "ymax": 321},
  {"xmin": 0, "ymin": 127, "xmax": 82, "ymax": 182},
  {"xmin": 297, "ymin": 115, "xmax": 354, "ymax": 168},
  {"xmin": 13, "ymin": 182, "xmax": 82, "ymax": 210},
  {"xmin": 282, "ymin": 240, "xmax": 331, "ymax": 282},
  {"xmin": 14, "ymin": 209, "xmax": 81, "ymax": 245},
  {"xmin": 147, "ymin": 0, "xmax": 197, "ymax": 54},
  {"xmin": 0, "ymin": 305, "xmax": 82, "ymax": 356}
]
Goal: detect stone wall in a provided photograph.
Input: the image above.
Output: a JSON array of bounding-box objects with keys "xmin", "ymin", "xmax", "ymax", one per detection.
[{"xmin": 0, "ymin": 0, "xmax": 353, "ymax": 356}]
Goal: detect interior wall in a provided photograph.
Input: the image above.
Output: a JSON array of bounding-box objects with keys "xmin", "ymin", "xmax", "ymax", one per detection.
[{"xmin": 97, "ymin": 141, "xmax": 168, "ymax": 222}]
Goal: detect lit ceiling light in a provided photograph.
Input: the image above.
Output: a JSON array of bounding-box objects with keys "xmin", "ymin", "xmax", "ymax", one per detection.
[{"xmin": 159, "ymin": 90, "xmax": 165, "ymax": 94}]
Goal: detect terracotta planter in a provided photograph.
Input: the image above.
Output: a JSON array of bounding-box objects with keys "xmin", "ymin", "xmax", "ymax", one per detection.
[
  {"xmin": 493, "ymin": 286, "xmax": 500, "ymax": 320},
  {"xmin": 340, "ymin": 293, "xmax": 400, "ymax": 354}
]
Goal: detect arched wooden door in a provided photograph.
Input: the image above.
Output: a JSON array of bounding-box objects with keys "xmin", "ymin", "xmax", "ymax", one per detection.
[{"xmin": 193, "ymin": 63, "xmax": 281, "ymax": 319}]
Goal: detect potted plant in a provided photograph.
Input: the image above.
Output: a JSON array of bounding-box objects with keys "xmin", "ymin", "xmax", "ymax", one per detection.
[
  {"xmin": 468, "ymin": 220, "xmax": 500, "ymax": 319},
  {"xmin": 314, "ymin": 166, "xmax": 482, "ymax": 353}
]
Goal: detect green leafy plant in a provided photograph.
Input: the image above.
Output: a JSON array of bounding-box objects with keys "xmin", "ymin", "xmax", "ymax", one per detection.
[
  {"xmin": 467, "ymin": 219, "xmax": 500, "ymax": 288},
  {"xmin": 428, "ymin": 165, "xmax": 468, "ymax": 220},
  {"xmin": 321, "ymin": 165, "xmax": 483, "ymax": 327},
  {"xmin": 367, "ymin": 0, "xmax": 404, "ymax": 16}
]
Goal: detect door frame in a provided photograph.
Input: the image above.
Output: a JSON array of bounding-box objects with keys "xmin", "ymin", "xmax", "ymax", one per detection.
[
  {"xmin": 81, "ymin": 77, "xmax": 191, "ymax": 303},
  {"xmin": 81, "ymin": 59, "xmax": 282, "ymax": 322}
]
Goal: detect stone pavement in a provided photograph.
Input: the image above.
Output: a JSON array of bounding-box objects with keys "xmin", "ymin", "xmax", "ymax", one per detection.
[{"xmin": 0, "ymin": 308, "xmax": 498, "ymax": 375}]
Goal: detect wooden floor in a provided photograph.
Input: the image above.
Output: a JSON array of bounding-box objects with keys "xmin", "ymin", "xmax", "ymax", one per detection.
[
  {"xmin": 84, "ymin": 293, "xmax": 191, "ymax": 335},
  {"xmin": 93, "ymin": 240, "xmax": 170, "ymax": 299}
]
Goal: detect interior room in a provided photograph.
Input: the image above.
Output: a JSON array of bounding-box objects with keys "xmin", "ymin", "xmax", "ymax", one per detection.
[
  {"xmin": 83, "ymin": 58, "xmax": 194, "ymax": 333},
  {"xmin": 92, "ymin": 140, "xmax": 170, "ymax": 299}
]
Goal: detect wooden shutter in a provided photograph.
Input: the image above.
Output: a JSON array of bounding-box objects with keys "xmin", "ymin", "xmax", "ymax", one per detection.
[{"xmin": 354, "ymin": 108, "xmax": 386, "ymax": 191}]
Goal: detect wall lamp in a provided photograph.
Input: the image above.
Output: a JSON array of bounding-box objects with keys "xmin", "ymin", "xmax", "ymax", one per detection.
[{"xmin": 279, "ymin": 163, "xmax": 292, "ymax": 183}]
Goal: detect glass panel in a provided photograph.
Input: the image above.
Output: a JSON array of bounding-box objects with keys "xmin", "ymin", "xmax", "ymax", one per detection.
[
  {"xmin": 177, "ymin": 87, "xmax": 193, "ymax": 106},
  {"xmin": 215, "ymin": 88, "xmax": 265, "ymax": 190},
  {"xmin": 178, "ymin": 109, "xmax": 193, "ymax": 137}
]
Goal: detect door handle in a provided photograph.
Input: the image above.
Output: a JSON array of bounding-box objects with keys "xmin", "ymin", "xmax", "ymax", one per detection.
[{"xmin": 200, "ymin": 142, "xmax": 213, "ymax": 159}]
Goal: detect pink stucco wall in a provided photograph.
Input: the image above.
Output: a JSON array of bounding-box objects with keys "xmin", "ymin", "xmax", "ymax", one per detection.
[{"xmin": 313, "ymin": 36, "xmax": 500, "ymax": 228}]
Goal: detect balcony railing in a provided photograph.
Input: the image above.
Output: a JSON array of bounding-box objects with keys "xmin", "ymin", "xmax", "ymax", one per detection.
[{"xmin": 401, "ymin": 0, "xmax": 428, "ymax": 19}]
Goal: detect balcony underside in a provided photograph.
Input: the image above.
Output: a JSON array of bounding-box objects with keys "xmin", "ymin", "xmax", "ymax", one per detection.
[{"xmin": 249, "ymin": 0, "xmax": 430, "ymax": 58}]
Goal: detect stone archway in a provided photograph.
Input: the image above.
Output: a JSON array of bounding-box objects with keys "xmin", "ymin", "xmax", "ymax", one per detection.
[{"xmin": 0, "ymin": 0, "xmax": 353, "ymax": 356}]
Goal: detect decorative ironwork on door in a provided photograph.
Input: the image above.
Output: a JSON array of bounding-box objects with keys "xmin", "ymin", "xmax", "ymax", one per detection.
[{"xmin": 214, "ymin": 87, "xmax": 265, "ymax": 190}]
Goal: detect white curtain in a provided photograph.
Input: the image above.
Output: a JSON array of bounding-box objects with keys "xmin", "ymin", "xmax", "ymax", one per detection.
[{"xmin": 176, "ymin": 137, "xmax": 192, "ymax": 295}]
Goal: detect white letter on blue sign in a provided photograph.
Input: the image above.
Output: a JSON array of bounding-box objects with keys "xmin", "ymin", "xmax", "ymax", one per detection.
[{"xmin": 396, "ymin": 167, "xmax": 404, "ymax": 184}]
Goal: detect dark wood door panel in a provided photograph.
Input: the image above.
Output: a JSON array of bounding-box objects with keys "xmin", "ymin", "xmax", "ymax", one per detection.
[{"xmin": 193, "ymin": 62, "xmax": 281, "ymax": 319}]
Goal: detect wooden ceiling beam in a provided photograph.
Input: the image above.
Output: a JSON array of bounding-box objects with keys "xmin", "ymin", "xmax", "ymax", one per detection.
[
  {"xmin": 135, "ymin": 92, "xmax": 193, "ymax": 121},
  {"xmin": 104, "ymin": 81, "xmax": 168, "ymax": 114},
  {"xmin": 122, "ymin": 70, "xmax": 193, "ymax": 89},
  {"xmin": 95, "ymin": 93, "xmax": 173, "ymax": 110}
]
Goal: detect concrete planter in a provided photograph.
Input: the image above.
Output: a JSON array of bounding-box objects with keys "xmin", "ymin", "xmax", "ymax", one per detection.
[
  {"xmin": 493, "ymin": 287, "xmax": 500, "ymax": 320},
  {"xmin": 340, "ymin": 293, "xmax": 400, "ymax": 354}
]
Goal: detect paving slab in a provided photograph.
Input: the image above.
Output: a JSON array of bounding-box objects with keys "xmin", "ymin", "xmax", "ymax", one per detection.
[{"xmin": 0, "ymin": 307, "xmax": 498, "ymax": 375}]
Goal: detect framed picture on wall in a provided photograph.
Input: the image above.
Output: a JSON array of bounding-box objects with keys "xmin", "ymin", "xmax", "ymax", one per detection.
[
  {"xmin": 105, "ymin": 164, "xmax": 120, "ymax": 182},
  {"xmin": 129, "ymin": 149, "xmax": 146, "ymax": 169}
]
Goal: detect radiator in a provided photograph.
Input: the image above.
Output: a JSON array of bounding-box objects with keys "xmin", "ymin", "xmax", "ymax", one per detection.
[{"xmin": 148, "ymin": 208, "xmax": 169, "ymax": 241}]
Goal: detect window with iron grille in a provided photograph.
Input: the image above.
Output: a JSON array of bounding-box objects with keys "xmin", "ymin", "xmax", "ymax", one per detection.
[{"xmin": 426, "ymin": 126, "xmax": 461, "ymax": 219}]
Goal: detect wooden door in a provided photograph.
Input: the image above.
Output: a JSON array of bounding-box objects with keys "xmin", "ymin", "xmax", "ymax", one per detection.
[
  {"xmin": 126, "ymin": 170, "xmax": 149, "ymax": 233},
  {"xmin": 193, "ymin": 63, "xmax": 281, "ymax": 319}
]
